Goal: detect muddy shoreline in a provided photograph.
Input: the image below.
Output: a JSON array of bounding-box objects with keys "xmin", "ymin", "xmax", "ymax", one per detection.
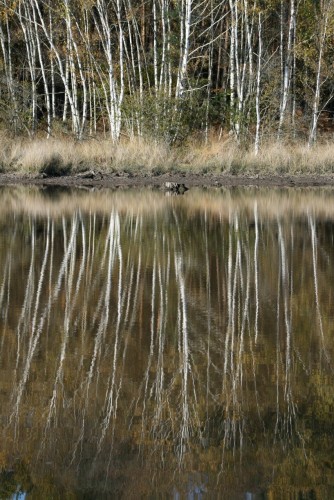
[{"xmin": 0, "ymin": 172, "xmax": 334, "ymax": 189}]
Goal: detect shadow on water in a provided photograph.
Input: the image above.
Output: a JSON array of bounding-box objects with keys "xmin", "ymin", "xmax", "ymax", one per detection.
[{"xmin": 0, "ymin": 186, "xmax": 333, "ymax": 498}]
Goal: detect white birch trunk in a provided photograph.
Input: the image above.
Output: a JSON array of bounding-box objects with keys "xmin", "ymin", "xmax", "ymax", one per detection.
[
  {"xmin": 18, "ymin": 1, "xmax": 37, "ymax": 134},
  {"xmin": 0, "ymin": 11, "xmax": 19, "ymax": 131},
  {"xmin": 153, "ymin": 0, "xmax": 158, "ymax": 95},
  {"xmin": 229, "ymin": 0, "xmax": 236, "ymax": 132},
  {"xmin": 32, "ymin": 0, "xmax": 81, "ymax": 138},
  {"xmin": 93, "ymin": 0, "xmax": 124, "ymax": 141},
  {"xmin": 254, "ymin": 13, "xmax": 262, "ymax": 155},
  {"xmin": 49, "ymin": 11, "xmax": 56, "ymax": 120},
  {"xmin": 308, "ymin": 3, "xmax": 330, "ymax": 146},
  {"xmin": 278, "ymin": 0, "xmax": 295, "ymax": 137},
  {"xmin": 176, "ymin": 0, "xmax": 192, "ymax": 98},
  {"xmin": 30, "ymin": 0, "xmax": 51, "ymax": 137}
]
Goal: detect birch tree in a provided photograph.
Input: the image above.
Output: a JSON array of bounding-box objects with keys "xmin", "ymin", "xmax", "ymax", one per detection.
[
  {"xmin": 0, "ymin": 3, "xmax": 19, "ymax": 131},
  {"xmin": 308, "ymin": 0, "xmax": 334, "ymax": 146},
  {"xmin": 31, "ymin": 0, "xmax": 84, "ymax": 138},
  {"xmin": 93, "ymin": 0, "xmax": 125, "ymax": 141},
  {"xmin": 278, "ymin": 0, "xmax": 296, "ymax": 137},
  {"xmin": 0, "ymin": 0, "xmax": 334, "ymax": 145}
]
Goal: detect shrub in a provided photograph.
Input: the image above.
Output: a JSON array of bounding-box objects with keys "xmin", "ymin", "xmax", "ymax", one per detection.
[{"xmin": 40, "ymin": 154, "xmax": 72, "ymax": 177}]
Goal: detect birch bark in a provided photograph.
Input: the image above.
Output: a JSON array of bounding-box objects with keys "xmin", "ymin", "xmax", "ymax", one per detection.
[{"xmin": 308, "ymin": 1, "xmax": 331, "ymax": 146}]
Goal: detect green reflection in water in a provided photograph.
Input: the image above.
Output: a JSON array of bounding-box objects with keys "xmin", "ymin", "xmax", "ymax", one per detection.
[{"xmin": 0, "ymin": 186, "xmax": 333, "ymax": 498}]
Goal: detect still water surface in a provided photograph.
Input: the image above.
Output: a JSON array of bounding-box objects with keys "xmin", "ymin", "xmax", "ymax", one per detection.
[{"xmin": 0, "ymin": 186, "xmax": 334, "ymax": 499}]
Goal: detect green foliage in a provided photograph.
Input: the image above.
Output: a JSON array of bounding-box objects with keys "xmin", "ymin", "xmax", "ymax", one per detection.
[{"xmin": 123, "ymin": 90, "xmax": 209, "ymax": 143}]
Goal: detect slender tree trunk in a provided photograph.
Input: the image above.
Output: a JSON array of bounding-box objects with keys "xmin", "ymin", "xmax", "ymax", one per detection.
[
  {"xmin": 229, "ymin": 0, "xmax": 236, "ymax": 132},
  {"xmin": 176, "ymin": 0, "xmax": 192, "ymax": 98},
  {"xmin": 309, "ymin": 3, "xmax": 330, "ymax": 147},
  {"xmin": 31, "ymin": 0, "xmax": 51, "ymax": 137},
  {"xmin": 18, "ymin": 1, "xmax": 37, "ymax": 135},
  {"xmin": 49, "ymin": 12, "xmax": 56, "ymax": 120},
  {"xmin": 278, "ymin": 0, "xmax": 295, "ymax": 138},
  {"xmin": 0, "ymin": 11, "xmax": 19, "ymax": 132},
  {"xmin": 32, "ymin": 0, "xmax": 82, "ymax": 138},
  {"xmin": 255, "ymin": 13, "xmax": 262, "ymax": 155}
]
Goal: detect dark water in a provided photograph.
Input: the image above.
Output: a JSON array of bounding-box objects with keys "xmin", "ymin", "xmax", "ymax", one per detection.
[{"xmin": 0, "ymin": 186, "xmax": 334, "ymax": 499}]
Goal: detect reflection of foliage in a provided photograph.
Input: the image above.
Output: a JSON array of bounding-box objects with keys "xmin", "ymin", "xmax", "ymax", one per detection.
[
  {"xmin": 0, "ymin": 461, "xmax": 33, "ymax": 498},
  {"xmin": 0, "ymin": 189, "xmax": 334, "ymax": 496},
  {"xmin": 258, "ymin": 370, "xmax": 334, "ymax": 498},
  {"xmin": 305, "ymin": 371, "xmax": 334, "ymax": 435},
  {"xmin": 0, "ymin": 470, "xmax": 17, "ymax": 499}
]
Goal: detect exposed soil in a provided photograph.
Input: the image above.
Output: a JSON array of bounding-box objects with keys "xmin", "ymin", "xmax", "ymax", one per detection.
[{"xmin": 1, "ymin": 171, "xmax": 334, "ymax": 189}]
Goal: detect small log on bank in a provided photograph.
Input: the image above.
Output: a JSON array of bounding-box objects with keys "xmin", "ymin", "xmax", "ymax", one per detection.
[{"xmin": 164, "ymin": 182, "xmax": 188, "ymax": 194}]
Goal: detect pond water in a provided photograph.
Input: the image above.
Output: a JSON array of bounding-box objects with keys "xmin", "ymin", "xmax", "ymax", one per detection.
[{"xmin": 0, "ymin": 186, "xmax": 334, "ymax": 498}]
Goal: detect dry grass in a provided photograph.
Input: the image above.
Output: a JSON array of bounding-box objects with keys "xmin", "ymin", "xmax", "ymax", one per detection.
[
  {"xmin": 179, "ymin": 135, "xmax": 334, "ymax": 175},
  {"xmin": 0, "ymin": 135, "xmax": 176, "ymax": 175},
  {"xmin": 179, "ymin": 134, "xmax": 239, "ymax": 173},
  {"xmin": 237, "ymin": 142, "xmax": 334, "ymax": 175},
  {"xmin": 1, "ymin": 131, "xmax": 334, "ymax": 176}
]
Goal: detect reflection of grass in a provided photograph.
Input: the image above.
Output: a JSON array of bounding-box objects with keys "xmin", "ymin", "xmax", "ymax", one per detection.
[
  {"xmin": 2, "ymin": 185, "xmax": 334, "ymax": 220},
  {"xmin": 3, "ymin": 132, "xmax": 334, "ymax": 175}
]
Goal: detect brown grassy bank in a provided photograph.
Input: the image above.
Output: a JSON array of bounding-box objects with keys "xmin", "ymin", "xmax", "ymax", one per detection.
[{"xmin": 1, "ymin": 132, "xmax": 334, "ymax": 177}]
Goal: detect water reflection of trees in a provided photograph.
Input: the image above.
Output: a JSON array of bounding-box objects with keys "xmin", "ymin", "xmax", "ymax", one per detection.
[{"xmin": 0, "ymin": 203, "xmax": 333, "ymax": 497}]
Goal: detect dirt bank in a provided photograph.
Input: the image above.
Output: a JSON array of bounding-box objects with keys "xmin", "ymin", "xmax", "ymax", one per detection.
[{"xmin": 0, "ymin": 172, "xmax": 334, "ymax": 189}]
